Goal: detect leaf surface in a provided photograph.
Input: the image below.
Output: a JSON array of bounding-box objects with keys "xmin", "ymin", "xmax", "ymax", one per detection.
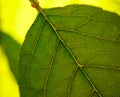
[{"xmin": 18, "ymin": 4, "xmax": 120, "ymax": 97}]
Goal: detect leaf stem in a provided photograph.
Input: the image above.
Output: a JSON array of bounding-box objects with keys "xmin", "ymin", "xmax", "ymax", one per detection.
[{"xmin": 29, "ymin": 0, "xmax": 42, "ymax": 12}]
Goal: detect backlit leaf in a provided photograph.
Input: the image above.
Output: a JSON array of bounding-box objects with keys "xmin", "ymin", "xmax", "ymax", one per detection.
[{"xmin": 18, "ymin": 4, "xmax": 120, "ymax": 97}]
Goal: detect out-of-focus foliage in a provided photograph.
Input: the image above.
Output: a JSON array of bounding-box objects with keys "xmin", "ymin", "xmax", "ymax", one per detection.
[
  {"xmin": 0, "ymin": 47, "xmax": 20, "ymax": 97},
  {"xmin": 0, "ymin": 31, "xmax": 20, "ymax": 78}
]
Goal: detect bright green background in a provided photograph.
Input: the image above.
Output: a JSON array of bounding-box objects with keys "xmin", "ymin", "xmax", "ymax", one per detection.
[{"xmin": 0, "ymin": 0, "xmax": 120, "ymax": 97}]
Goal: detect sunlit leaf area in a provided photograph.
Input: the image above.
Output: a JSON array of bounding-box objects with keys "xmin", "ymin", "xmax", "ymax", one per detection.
[{"xmin": 0, "ymin": 0, "xmax": 120, "ymax": 97}]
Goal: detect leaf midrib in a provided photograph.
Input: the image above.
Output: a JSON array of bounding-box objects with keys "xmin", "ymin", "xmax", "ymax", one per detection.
[{"xmin": 40, "ymin": 11, "xmax": 102, "ymax": 97}]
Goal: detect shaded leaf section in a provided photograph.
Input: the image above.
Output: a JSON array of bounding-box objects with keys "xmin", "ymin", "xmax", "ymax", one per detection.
[
  {"xmin": 18, "ymin": 4, "xmax": 120, "ymax": 97},
  {"xmin": 0, "ymin": 31, "xmax": 20, "ymax": 78}
]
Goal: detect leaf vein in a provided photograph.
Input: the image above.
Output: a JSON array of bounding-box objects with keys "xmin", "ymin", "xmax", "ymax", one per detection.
[
  {"xmin": 57, "ymin": 29, "xmax": 120, "ymax": 43},
  {"xmin": 27, "ymin": 18, "xmax": 46, "ymax": 89},
  {"xmin": 44, "ymin": 40, "xmax": 60, "ymax": 97},
  {"xmin": 68, "ymin": 66, "xmax": 78, "ymax": 97},
  {"xmin": 80, "ymin": 64, "xmax": 120, "ymax": 71},
  {"xmin": 41, "ymin": 11, "xmax": 102, "ymax": 97}
]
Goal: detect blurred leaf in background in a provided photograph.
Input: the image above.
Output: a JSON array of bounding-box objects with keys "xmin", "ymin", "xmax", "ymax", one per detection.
[
  {"xmin": 0, "ymin": 47, "xmax": 20, "ymax": 97},
  {"xmin": 0, "ymin": 31, "xmax": 20, "ymax": 78},
  {"xmin": 0, "ymin": 0, "xmax": 120, "ymax": 97},
  {"xmin": 0, "ymin": 0, "xmax": 21, "ymax": 97}
]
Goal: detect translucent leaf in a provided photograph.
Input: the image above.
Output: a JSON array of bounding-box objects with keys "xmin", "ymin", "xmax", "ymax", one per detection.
[{"xmin": 18, "ymin": 4, "xmax": 120, "ymax": 97}]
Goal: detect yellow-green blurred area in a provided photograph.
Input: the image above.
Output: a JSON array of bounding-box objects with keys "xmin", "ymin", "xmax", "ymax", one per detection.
[{"xmin": 0, "ymin": 0, "xmax": 120, "ymax": 97}]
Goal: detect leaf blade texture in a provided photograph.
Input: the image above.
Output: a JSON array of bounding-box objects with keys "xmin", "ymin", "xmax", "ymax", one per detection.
[{"xmin": 18, "ymin": 4, "xmax": 120, "ymax": 97}]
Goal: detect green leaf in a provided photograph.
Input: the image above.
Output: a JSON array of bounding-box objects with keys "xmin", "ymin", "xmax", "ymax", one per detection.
[
  {"xmin": 0, "ymin": 31, "xmax": 20, "ymax": 79},
  {"xmin": 18, "ymin": 4, "xmax": 120, "ymax": 97}
]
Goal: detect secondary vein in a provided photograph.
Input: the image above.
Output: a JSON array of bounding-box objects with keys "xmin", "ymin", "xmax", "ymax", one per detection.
[{"xmin": 40, "ymin": 10, "xmax": 103, "ymax": 97}]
